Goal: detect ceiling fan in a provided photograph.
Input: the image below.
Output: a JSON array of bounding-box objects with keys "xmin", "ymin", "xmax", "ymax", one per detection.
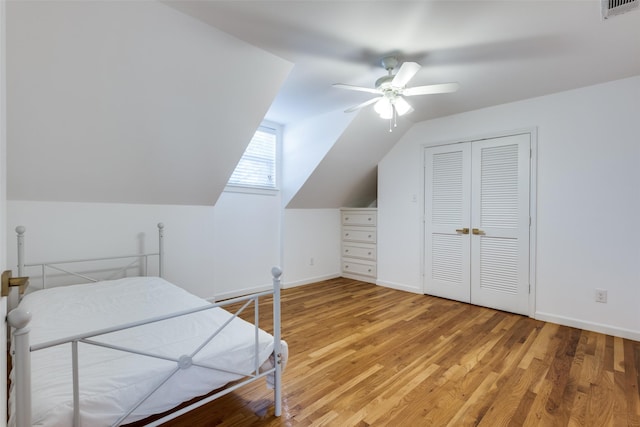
[{"xmin": 333, "ymin": 56, "xmax": 459, "ymax": 129}]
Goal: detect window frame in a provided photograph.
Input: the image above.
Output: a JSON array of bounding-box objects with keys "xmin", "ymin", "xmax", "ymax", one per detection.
[{"xmin": 224, "ymin": 122, "xmax": 281, "ymax": 196}]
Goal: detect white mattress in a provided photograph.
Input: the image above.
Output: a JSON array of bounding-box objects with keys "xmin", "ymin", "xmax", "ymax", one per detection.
[{"xmin": 9, "ymin": 277, "xmax": 278, "ymax": 427}]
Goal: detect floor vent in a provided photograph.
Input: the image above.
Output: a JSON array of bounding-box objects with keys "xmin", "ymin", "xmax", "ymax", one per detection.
[{"xmin": 602, "ymin": 0, "xmax": 639, "ymax": 19}]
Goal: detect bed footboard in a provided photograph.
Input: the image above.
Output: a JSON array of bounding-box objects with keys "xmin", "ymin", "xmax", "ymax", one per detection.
[
  {"xmin": 272, "ymin": 266, "xmax": 283, "ymax": 417},
  {"xmin": 8, "ymin": 267, "xmax": 284, "ymax": 427},
  {"xmin": 7, "ymin": 309, "xmax": 32, "ymax": 427}
]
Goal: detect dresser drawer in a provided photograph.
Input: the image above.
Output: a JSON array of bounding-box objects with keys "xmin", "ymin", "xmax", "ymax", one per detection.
[
  {"xmin": 342, "ymin": 260, "xmax": 377, "ymax": 278},
  {"xmin": 342, "ymin": 212, "xmax": 376, "ymax": 227},
  {"xmin": 342, "ymin": 243, "xmax": 376, "ymax": 261},
  {"xmin": 342, "ymin": 227, "xmax": 376, "ymax": 243}
]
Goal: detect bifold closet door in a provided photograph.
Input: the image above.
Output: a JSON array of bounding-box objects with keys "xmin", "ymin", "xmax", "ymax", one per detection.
[
  {"xmin": 424, "ymin": 143, "xmax": 472, "ymax": 303},
  {"xmin": 424, "ymin": 134, "xmax": 530, "ymax": 315},
  {"xmin": 470, "ymin": 134, "xmax": 530, "ymax": 315}
]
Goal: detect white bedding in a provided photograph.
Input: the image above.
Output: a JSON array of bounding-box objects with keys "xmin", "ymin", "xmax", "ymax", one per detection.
[{"xmin": 9, "ymin": 277, "xmax": 280, "ymax": 427}]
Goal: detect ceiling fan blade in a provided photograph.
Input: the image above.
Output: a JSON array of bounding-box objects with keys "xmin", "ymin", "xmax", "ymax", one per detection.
[
  {"xmin": 344, "ymin": 97, "xmax": 381, "ymax": 113},
  {"xmin": 395, "ymin": 96, "xmax": 414, "ymax": 116},
  {"xmin": 391, "ymin": 62, "xmax": 421, "ymax": 88},
  {"xmin": 403, "ymin": 82, "xmax": 460, "ymax": 96},
  {"xmin": 333, "ymin": 83, "xmax": 382, "ymax": 95}
]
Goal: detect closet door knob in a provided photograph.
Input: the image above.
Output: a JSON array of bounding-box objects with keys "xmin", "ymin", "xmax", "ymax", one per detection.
[
  {"xmin": 472, "ymin": 228, "xmax": 485, "ymax": 235},
  {"xmin": 455, "ymin": 228, "xmax": 469, "ymax": 234}
]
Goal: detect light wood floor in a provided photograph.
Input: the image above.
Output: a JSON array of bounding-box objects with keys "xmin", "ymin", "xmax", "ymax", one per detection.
[{"xmin": 159, "ymin": 277, "xmax": 640, "ymax": 426}]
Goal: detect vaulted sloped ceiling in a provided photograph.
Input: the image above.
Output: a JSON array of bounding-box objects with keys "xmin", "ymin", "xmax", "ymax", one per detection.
[
  {"xmin": 7, "ymin": 0, "xmax": 292, "ymax": 206},
  {"xmin": 163, "ymin": 0, "xmax": 640, "ymax": 209},
  {"xmin": 281, "ymin": 109, "xmax": 355, "ymax": 207},
  {"xmin": 286, "ymin": 108, "xmax": 411, "ymax": 209}
]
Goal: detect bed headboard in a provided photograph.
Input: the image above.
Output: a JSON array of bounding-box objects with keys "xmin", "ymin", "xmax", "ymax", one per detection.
[{"xmin": 14, "ymin": 222, "xmax": 165, "ymax": 290}]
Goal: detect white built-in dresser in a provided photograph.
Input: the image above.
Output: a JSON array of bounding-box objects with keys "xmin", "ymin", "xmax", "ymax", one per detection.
[{"xmin": 340, "ymin": 208, "xmax": 377, "ymax": 283}]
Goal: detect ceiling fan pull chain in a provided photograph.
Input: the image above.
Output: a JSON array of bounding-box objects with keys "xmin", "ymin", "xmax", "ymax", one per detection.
[
  {"xmin": 394, "ymin": 105, "xmax": 398, "ymax": 128},
  {"xmin": 389, "ymin": 104, "xmax": 395, "ymax": 132}
]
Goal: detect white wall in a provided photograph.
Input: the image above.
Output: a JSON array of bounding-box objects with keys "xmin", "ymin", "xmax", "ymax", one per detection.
[
  {"xmin": 282, "ymin": 208, "xmax": 341, "ymax": 287},
  {"xmin": 7, "ymin": 201, "xmax": 216, "ymax": 298},
  {"xmin": 5, "ymin": 203, "xmax": 344, "ymax": 303},
  {"xmin": 7, "ymin": 0, "xmax": 291, "ymax": 206},
  {"xmin": 6, "ymin": 194, "xmax": 300, "ymax": 302},
  {"xmin": 378, "ymin": 76, "xmax": 640, "ymax": 340},
  {"xmin": 212, "ymin": 191, "xmax": 282, "ymax": 299}
]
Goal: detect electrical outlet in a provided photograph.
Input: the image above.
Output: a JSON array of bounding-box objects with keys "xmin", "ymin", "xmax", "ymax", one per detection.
[{"xmin": 595, "ymin": 289, "xmax": 608, "ymax": 303}]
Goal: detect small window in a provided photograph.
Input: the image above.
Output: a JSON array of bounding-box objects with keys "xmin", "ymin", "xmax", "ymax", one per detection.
[{"xmin": 228, "ymin": 126, "xmax": 278, "ymax": 190}]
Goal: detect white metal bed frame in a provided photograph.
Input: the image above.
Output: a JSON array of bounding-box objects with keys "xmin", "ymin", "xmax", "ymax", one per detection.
[
  {"xmin": 7, "ymin": 224, "xmax": 283, "ymax": 427},
  {"xmin": 13, "ymin": 223, "xmax": 165, "ymax": 289}
]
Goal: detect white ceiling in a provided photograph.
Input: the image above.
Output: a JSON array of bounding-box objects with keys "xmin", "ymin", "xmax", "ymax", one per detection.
[
  {"xmin": 7, "ymin": 1, "xmax": 292, "ymax": 206},
  {"xmin": 7, "ymin": 1, "xmax": 639, "ymax": 209},
  {"xmin": 167, "ymin": 0, "xmax": 640, "ymax": 126}
]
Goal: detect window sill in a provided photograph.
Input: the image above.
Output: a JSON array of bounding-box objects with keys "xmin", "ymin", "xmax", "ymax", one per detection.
[{"xmin": 223, "ymin": 185, "xmax": 279, "ymax": 196}]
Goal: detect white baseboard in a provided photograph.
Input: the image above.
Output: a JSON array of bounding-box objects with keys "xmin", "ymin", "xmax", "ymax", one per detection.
[
  {"xmin": 535, "ymin": 311, "xmax": 640, "ymax": 341},
  {"xmin": 283, "ymin": 273, "xmax": 341, "ymax": 289},
  {"xmin": 210, "ymin": 273, "xmax": 341, "ymax": 301},
  {"xmin": 213, "ymin": 284, "xmax": 272, "ymax": 302},
  {"xmin": 376, "ymin": 280, "xmax": 422, "ymax": 295}
]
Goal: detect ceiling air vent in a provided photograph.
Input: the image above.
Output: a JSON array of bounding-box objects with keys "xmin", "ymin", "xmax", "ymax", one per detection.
[{"xmin": 602, "ymin": 0, "xmax": 639, "ymax": 19}]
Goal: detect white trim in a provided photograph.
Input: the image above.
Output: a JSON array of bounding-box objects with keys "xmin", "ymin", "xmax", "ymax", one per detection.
[
  {"xmin": 213, "ymin": 284, "xmax": 273, "ymax": 302},
  {"xmin": 528, "ymin": 128, "xmax": 538, "ymax": 317},
  {"xmin": 223, "ymin": 185, "xmax": 279, "ymax": 196},
  {"xmin": 420, "ymin": 127, "xmax": 538, "ymax": 317},
  {"xmin": 376, "ymin": 279, "xmax": 422, "ymax": 294},
  {"xmin": 284, "ymin": 273, "xmax": 340, "ymax": 289},
  {"xmin": 535, "ymin": 311, "xmax": 640, "ymax": 341}
]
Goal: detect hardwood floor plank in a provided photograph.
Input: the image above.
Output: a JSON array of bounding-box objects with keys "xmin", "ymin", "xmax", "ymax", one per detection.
[
  {"xmin": 152, "ymin": 278, "xmax": 640, "ymax": 427},
  {"xmin": 615, "ymin": 337, "xmax": 626, "ymax": 373},
  {"xmin": 509, "ymin": 360, "xmax": 548, "ymax": 426},
  {"xmin": 542, "ymin": 327, "xmax": 582, "ymax": 424},
  {"xmin": 623, "ymin": 340, "xmax": 640, "ymax": 426},
  {"xmin": 446, "ymin": 371, "xmax": 500, "ymax": 426},
  {"xmin": 520, "ymin": 321, "xmax": 559, "ymax": 370}
]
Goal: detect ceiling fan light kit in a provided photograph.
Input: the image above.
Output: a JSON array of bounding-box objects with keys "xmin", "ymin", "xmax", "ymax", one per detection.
[{"xmin": 334, "ymin": 56, "xmax": 459, "ymax": 131}]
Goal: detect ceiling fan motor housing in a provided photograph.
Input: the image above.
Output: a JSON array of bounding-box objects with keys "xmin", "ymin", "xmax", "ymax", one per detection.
[
  {"xmin": 381, "ymin": 56, "xmax": 399, "ymax": 71},
  {"xmin": 375, "ymin": 75, "xmax": 395, "ymax": 90}
]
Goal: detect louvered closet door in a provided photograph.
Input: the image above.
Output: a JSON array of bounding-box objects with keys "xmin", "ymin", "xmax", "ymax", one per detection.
[
  {"xmin": 470, "ymin": 134, "xmax": 530, "ymax": 315},
  {"xmin": 424, "ymin": 143, "xmax": 472, "ymax": 303},
  {"xmin": 424, "ymin": 134, "xmax": 530, "ymax": 315}
]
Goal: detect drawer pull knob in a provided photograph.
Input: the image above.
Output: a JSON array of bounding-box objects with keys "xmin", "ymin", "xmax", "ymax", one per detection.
[
  {"xmin": 345, "ymin": 217, "xmax": 349, "ymax": 220},
  {"xmin": 345, "ymin": 233, "xmax": 350, "ymax": 236},
  {"xmin": 345, "ymin": 249, "xmax": 350, "ymax": 253},
  {"xmin": 368, "ymin": 235, "xmax": 372, "ymax": 238},
  {"xmin": 368, "ymin": 217, "xmax": 372, "ymax": 221},
  {"xmin": 368, "ymin": 269, "xmax": 372, "ymax": 272},
  {"xmin": 368, "ymin": 252, "xmax": 372, "ymax": 255},
  {"xmin": 345, "ymin": 265, "xmax": 349, "ymax": 269}
]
